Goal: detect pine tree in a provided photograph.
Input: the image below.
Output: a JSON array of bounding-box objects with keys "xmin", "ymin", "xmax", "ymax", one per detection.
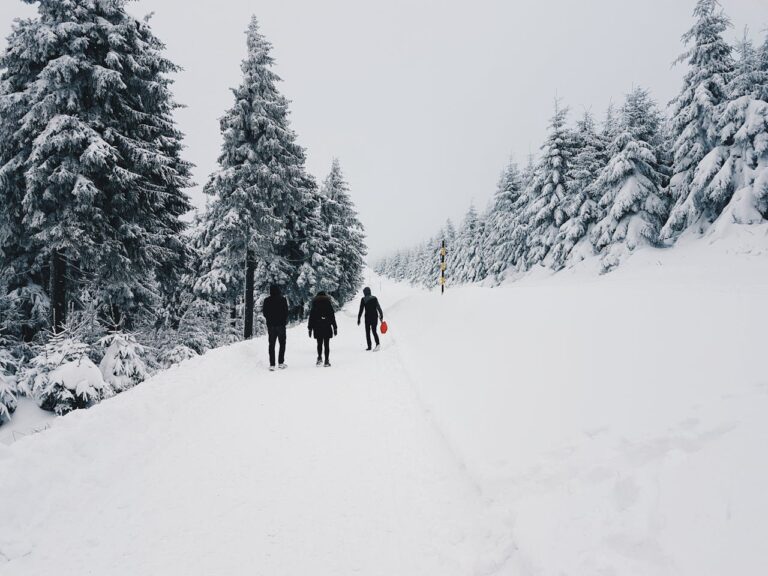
[
  {"xmin": 0, "ymin": 16, "xmax": 39, "ymax": 302},
  {"xmin": 99, "ymin": 332, "xmax": 150, "ymax": 394},
  {"xmin": 196, "ymin": 17, "xmax": 305, "ymax": 336},
  {"xmin": 283, "ymin": 173, "xmax": 339, "ymax": 314},
  {"xmin": 452, "ymin": 205, "xmax": 480, "ymax": 283},
  {"xmin": 522, "ymin": 101, "xmax": 575, "ymax": 268},
  {"xmin": 19, "ymin": 324, "xmax": 106, "ymax": 415},
  {"xmin": 0, "ymin": 1, "xmax": 192, "ymax": 332},
  {"xmin": 759, "ymin": 33, "xmax": 768, "ymax": 102},
  {"xmin": 319, "ymin": 159, "xmax": 367, "ymax": 304},
  {"xmin": 503, "ymin": 154, "xmax": 538, "ymax": 272},
  {"xmin": 663, "ymin": 0, "xmax": 734, "ymax": 237},
  {"xmin": 0, "ymin": 338, "xmax": 18, "ymax": 423},
  {"xmin": 550, "ymin": 111, "xmax": 609, "ymax": 269},
  {"xmin": 592, "ymin": 88, "xmax": 667, "ymax": 269},
  {"xmin": 485, "ymin": 159, "xmax": 524, "ymax": 278},
  {"xmin": 669, "ymin": 34, "xmax": 768, "ymax": 230}
]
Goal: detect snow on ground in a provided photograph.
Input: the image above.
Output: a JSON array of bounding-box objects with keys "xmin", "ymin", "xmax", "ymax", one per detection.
[
  {"xmin": 0, "ymin": 398, "xmax": 56, "ymax": 447},
  {"xmin": 1, "ymin": 228, "xmax": 767, "ymax": 575}
]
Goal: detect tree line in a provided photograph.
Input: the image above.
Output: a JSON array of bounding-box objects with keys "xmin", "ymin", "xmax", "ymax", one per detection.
[
  {"xmin": 377, "ymin": 0, "xmax": 768, "ymax": 286},
  {"xmin": 0, "ymin": 3, "xmax": 366, "ymax": 420}
]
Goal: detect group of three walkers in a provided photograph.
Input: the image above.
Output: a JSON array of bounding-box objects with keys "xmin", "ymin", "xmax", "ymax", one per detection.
[{"xmin": 261, "ymin": 286, "xmax": 385, "ymax": 371}]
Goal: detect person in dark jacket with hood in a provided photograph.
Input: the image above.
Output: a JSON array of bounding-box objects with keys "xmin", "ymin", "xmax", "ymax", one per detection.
[
  {"xmin": 308, "ymin": 291, "xmax": 337, "ymax": 367},
  {"xmin": 357, "ymin": 287, "xmax": 384, "ymax": 351},
  {"xmin": 262, "ymin": 284, "xmax": 289, "ymax": 371}
]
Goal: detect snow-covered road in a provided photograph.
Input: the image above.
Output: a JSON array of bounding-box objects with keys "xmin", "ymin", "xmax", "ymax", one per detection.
[
  {"xmin": 2, "ymin": 233, "xmax": 768, "ymax": 575},
  {"xmin": 0, "ymin": 286, "xmax": 517, "ymax": 575}
]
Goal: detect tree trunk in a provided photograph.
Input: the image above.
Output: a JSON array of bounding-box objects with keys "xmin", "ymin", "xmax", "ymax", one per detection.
[
  {"xmin": 50, "ymin": 250, "xmax": 67, "ymax": 333},
  {"xmin": 109, "ymin": 304, "xmax": 122, "ymax": 332},
  {"xmin": 243, "ymin": 250, "xmax": 256, "ymax": 339}
]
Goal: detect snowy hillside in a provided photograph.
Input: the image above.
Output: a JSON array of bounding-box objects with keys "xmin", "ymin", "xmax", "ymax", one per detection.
[{"xmin": 1, "ymin": 232, "xmax": 768, "ymax": 576}]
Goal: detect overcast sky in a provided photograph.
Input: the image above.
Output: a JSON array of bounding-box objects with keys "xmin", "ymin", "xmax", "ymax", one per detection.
[{"xmin": 1, "ymin": 0, "xmax": 766, "ymax": 260}]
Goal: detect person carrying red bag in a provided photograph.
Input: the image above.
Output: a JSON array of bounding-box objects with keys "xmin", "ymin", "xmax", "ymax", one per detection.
[{"xmin": 357, "ymin": 287, "xmax": 384, "ymax": 351}]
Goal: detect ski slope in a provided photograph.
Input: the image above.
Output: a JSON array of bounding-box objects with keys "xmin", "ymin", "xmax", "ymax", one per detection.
[{"xmin": 2, "ymin": 230, "xmax": 768, "ymax": 575}]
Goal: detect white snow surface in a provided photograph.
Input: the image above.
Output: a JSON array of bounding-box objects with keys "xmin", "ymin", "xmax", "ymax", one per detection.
[{"xmin": 2, "ymin": 229, "xmax": 768, "ymax": 575}]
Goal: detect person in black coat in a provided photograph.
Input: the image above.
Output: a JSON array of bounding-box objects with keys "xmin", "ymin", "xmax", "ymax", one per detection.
[
  {"xmin": 308, "ymin": 291, "xmax": 337, "ymax": 367},
  {"xmin": 262, "ymin": 284, "xmax": 289, "ymax": 370},
  {"xmin": 357, "ymin": 287, "xmax": 384, "ymax": 351}
]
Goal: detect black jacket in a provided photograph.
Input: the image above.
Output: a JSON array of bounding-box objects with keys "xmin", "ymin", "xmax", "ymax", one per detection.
[
  {"xmin": 308, "ymin": 294, "xmax": 337, "ymax": 339},
  {"xmin": 263, "ymin": 287, "xmax": 288, "ymax": 327},
  {"xmin": 358, "ymin": 295, "xmax": 383, "ymax": 323}
]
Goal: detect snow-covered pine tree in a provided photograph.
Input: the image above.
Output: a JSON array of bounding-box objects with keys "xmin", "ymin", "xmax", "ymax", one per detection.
[
  {"xmin": 196, "ymin": 16, "xmax": 305, "ymax": 336},
  {"xmin": 522, "ymin": 101, "xmax": 575, "ymax": 269},
  {"xmin": 591, "ymin": 88, "xmax": 668, "ymax": 270},
  {"xmin": 469, "ymin": 211, "xmax": 490, "ymax": 282},
  {"xmin": 662, "ymin": 0, "xmax": 734, "ymax": 238},
  {"xmin": 550, "ymin": 111, "xmax": 609, "ymax": 269},
  {"xmin": 411, "ymin": 238, "xmax": 436, "ymax": 288},
  {"xmin": 99, "ymin": 332, "xmax": 150, "ymax": 394},
  {"xmin": 501, "ymin": 153, "xmax": 539, "ymax": 273},
  {"xmin": 485, "ymin": 159, "xmax": 524, "ymax": 279},
  {"xmin": 0, "ymin": 337, "xmax": 18, "ymax": 423},
  {"xmin": 452, "ymin": 205, "xmax": 481, "ymax": 283},
  {"xmin": 279, "ymin": 172, "xmax": 343, "ymax": 315},
  {"xmin": 0, "ymin": 0, "xmax": 192, "ymax": 332},
  {"xmin": 0, "ymin": 16, "xmax": 39, "ymax": 305},
  {"xmin": 759, "ymin": 33, "xmax": 768, "ymax": 102},
  {"xmin": 319, "ymin": 159, "xmax": 367, "ymax": 304},
  {"xmin": 668, "ymin": 33, "xmax": 768, "ymax": 230},
  {"xmin": 19, "ymin": 323, "xmax": 106, "ymax": 415}
]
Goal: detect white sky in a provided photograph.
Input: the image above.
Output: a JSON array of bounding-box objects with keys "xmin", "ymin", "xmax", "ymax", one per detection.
[{"xmin": 1, "ymin": 0, "xmax": 766, "ymax": 259}]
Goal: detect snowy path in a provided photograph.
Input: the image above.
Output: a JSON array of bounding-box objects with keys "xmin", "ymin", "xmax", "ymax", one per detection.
[
  {"xmin": 3, "ymin": 237, "xmax": 768, "ymax": 575},
  {"xmin": 0, "ymin": 293, "xmax": 516, "ymax": 576}
]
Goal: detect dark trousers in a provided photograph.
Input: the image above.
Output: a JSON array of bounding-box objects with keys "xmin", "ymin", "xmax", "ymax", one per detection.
[
  {"xmin": 316, "ymin": 337, "xmax": 330, "ymax": 362},
  {"xmin": 268, "ymin": 325, "xmax": 286, "ymax": 366},
  {"xmin": 365, "ymin": 318, "xmax": 380, "ymax": 348}
]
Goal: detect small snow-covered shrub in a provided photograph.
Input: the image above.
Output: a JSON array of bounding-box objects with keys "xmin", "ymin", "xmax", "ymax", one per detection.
[
  {"xmin": 19, "ymin": 328, "xmax": 107, "ymax": 416},
  {"xmin": 99, "ymin": 332, "xmax": 150, "ymax": 393},
  {"xmin": 157, "ymin": 345, "xmax": 198, "ymax": 369},
  {"xmin": 0, "ymin": 339, "xmax": 19, "ymax": 423},
  {"xmin": 0, "ymin": 377, "xmax": 17, "ymax": 424}
]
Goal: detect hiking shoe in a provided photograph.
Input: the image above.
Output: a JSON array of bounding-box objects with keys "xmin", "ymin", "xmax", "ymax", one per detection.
[
  {"xmin": 324, "ymin": 361, "xmax": 331, "ymax": 368},
  {"xmin": 278, "ymin": 363, "xmax": 287, "ymax": 370}
]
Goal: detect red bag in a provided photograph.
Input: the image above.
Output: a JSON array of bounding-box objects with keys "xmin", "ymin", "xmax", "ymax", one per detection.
[{"xmin": 380, "ymin": 321, "xmax": 388, "ymax": 334}]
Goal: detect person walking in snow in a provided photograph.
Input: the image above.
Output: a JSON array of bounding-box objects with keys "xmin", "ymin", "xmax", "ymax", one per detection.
[
  {"xmin": 308, "ymin": 291, "xmax": 337, "ymax": 367},
  {"xmin": 262, "ymin": 284, "xmax": 289, "ymax": 371},
  {"xmin": 357, "ymin": 287, "xmax": 384, "ymax": 351}
]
